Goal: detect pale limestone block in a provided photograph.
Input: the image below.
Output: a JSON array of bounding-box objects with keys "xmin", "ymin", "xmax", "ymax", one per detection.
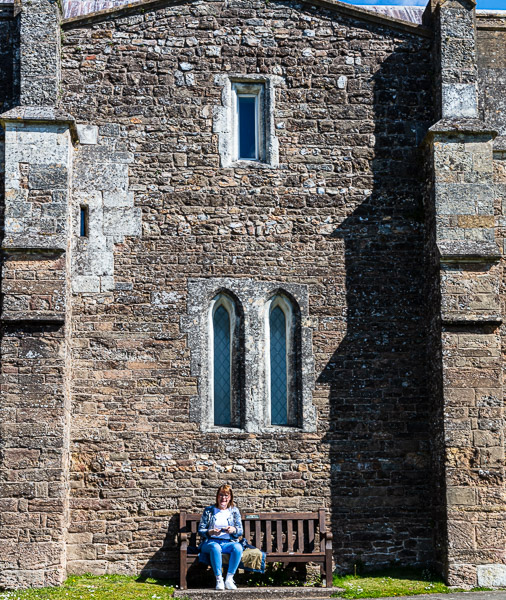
[
  {"xmin": 473, "ymin": 430, "xmax": 501, "ymax": 447},
  {"xmin": 66, "ymin": 560, "xmax": 107, "ymax": 575},
  {"xmin": 67, "ymin": 532, "xmax": 93, "ymax": 544},
  {"xmin": 448, "ymin": 520, "xmax": 476, "ymax": 550},
  {"xmin": 442, "ymin": 83, "xmax": 478, "ymax": 118},
  {"xmin": 447, "ymin": 486, "xmax": 476, "ymax": 506},
  {"xmin": 479, "ymin": 446, "xmax": 504, "ymax": 467},
  {"xmin": 477, "ymin": 564, "xmax": 506, "ymax": 587},
  {"xmin": 72, "ymin": 276, "xmax": 101, "ymax": 293},
  {"xmin": 66, "ymin": 544, "xmax": 97, "ymax": 561},
  {"xmin": 103, "ymin": 190, "xmax": 134, "ymax": 208},
  {"xmin": 100, "ymin": 276, "xmax": 115, "ymax": 292},
  {"xmin": 76, "ymin": 124, "xmax": 98, "ymax": 145}
]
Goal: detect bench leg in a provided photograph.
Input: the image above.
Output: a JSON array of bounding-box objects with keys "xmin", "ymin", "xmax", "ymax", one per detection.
[
  {"xmin": 180, "ymin": 554, "xmax": 187, "ymax": 590},
  {"xmin": 325, "ymin": 554, "xmax": 333, "ymax": 588}
]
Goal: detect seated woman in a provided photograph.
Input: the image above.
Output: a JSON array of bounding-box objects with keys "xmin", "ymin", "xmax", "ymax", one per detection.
[{"xmin": 198, "ymin": 484, "xmax": 244, "ymax": 590}]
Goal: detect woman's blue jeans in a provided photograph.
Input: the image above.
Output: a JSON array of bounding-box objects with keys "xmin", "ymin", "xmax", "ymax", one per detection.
[{"xmin": 200, "ymin": 538, "xmax": 243, "ymax": 577}]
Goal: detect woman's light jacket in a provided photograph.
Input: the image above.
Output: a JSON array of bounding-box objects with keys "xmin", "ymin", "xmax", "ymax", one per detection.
[{"xmin": 198, "ymin": 505, "xmax": 243, "ymax": 542}]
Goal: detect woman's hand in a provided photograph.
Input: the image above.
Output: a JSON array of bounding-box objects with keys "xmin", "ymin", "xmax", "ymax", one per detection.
[
  {"xmin": 225, "ymin": 526, "xmax": 236, "ymax": 534},
  {"xmin": 208, "ymin": 527, "xmax": 222, "ymax": 536}
]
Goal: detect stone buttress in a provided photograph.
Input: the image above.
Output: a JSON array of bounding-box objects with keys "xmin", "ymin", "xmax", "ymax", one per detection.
[
  {"xmin": 0, "ymin": 0, "xmax": 75, "ymax": 588},
  {"xmin": 425, "ymin": 0, "xmax": 505, "ymax": 588}
]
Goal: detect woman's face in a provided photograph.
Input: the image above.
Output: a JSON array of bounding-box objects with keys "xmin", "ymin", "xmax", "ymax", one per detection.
[{"xmin": 217, "ymin": 490, "xmax": 231, "ymax": 509}]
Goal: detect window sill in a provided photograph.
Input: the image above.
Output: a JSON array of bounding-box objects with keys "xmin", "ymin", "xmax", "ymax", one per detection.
[
  {"xmin": 204, "ymin": 425, "xmax": 306, "ymax": 435},
  {"xmin": 230, "ymin": 160, "xmax": 277, "ymax": 169},
  {"xmin": 205, "ymin": 426, "xmax": 245, "ymax": 434}
]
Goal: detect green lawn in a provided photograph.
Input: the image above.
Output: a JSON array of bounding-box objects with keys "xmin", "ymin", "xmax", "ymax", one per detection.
[
  {"xmin": 0, "ymin": 574, "xmax": 175, "ymax": 600},
  {"xmin": 332, "ymin": 568, "xmax": 455, "ymax": 598},
  {"xmin": 331, "ymin": 566, "xmax": 500, "ymax": 598},
  {"xmin": 0, "ymin": 569, "xmax": 498, "ymax": 599}
]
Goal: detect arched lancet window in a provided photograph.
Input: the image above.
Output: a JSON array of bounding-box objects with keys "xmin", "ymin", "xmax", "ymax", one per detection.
[
  {"xmin": 267, "ymin": 294, "xmax": 298, "ymax": 427},
  {"xmin": 210, "ymin": 293, "xmax": 241, "ymax": 427}
]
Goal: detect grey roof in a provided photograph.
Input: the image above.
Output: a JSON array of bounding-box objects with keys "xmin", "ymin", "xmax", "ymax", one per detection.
[
  {"xmin": 360, "ymin": 5, "xmax": 425, "ymax": 24},
  {"xmin": 63, "ymin": 0, "xmax": 431, "ymax": 21},
  {"xmin": 27, "ymin": 0, "xmax": 506, "ymax": 24}
]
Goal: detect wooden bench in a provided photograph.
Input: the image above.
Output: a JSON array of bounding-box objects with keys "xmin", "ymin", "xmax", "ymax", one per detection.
[{"xmin": 179, "ymin": 509, "xmax": 333, "ymax": 590}]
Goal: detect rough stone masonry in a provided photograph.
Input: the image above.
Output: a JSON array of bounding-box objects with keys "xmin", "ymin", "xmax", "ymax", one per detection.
[{"xmin": 0, "ymin": 0, "xmax": 505, "ymax": 591}]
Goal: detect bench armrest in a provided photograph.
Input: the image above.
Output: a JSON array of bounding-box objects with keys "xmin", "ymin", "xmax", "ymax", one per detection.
[
  {"xmin": 323, "ymin": 531, "xmax": 333, "ymax": 549},
  {"xmin": 180, "ymin": 532, "xmax": 188, "ymax": 550}
]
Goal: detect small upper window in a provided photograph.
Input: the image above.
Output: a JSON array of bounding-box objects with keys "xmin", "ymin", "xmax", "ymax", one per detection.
[
  {"xmin": 232, "ymin": 82, "xmax": 265, "ymax": 163},
  {"xmin": 214, "ymin": 75, "xmax": 279, "ymax": 168}
]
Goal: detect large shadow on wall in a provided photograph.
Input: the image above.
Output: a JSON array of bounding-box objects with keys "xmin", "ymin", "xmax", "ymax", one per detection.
[{"xmin": 318, "ymin": 39, "xmax": 435, "ymax": 572}]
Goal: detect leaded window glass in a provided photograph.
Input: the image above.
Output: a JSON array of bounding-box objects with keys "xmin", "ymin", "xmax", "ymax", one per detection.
[
  {"xmin": 213, "ymin": 304, "xmax": 231, "ymax": 426},
  {"xmin": 270, "ymin": 305, "xmax": 288, "ymax": 426}
]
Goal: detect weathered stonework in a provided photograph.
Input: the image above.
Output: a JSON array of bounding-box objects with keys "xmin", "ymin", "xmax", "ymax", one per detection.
[
  {"xmin": 58, "ymin": 0, "xmax": 435, "ymax": 581},
  {"xmin": 72, "ymin": 122, "xmax": 141, "ymax": 293},
  {"xmin": 424, "ymin": 0, "xmax": 505, "ymax": 587},
  {"xmin": 0, "ymin": 0, "xmax": 505, "ymax": 591},
  {"xmin": 17, "ymin": 0, "xmax": 61, "ymax": 106}
]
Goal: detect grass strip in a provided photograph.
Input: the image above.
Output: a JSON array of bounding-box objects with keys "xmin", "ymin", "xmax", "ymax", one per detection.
[
  {"xmin": 332, "ymin": 567, "xmax": 453, "ymax": 598},
  {"xmin": 0, "ymin": 574, "xmax": 175, "ymax": 600}
]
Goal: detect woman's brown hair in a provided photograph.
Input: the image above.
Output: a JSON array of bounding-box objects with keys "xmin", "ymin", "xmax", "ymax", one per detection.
[{"xmin": 215, "ymin": 484, "xmax": 234, "ymax": 508}]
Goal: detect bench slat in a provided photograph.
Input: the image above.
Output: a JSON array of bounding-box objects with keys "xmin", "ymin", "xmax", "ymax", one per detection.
[
  {"xmin": 287, "ymin": 520, "xmax": 293, "ymax": 552},
  {"xmin": 243, "ymin": 512, "xmax": 319, "ymax": 520},
  {"xmin": 297, "ymin": 519, "xmax": 304, "ymax": 553},
  {"xmin": 266, "ymin": 553, "xmax": 325, "ymax": 563},
  {"xmin": 266, "ymin": 520, "xmax": 272, "ymax": 553},
  {"xmin": 318, "ymin": 508, "xmax": 325, "ymax": 553},
  {"xmin": 276, "ymin": 519, "xmax": 283, "ymax": 553},
  {"xmin": 308, "ymin": 519, "xmax": 315, "ymax": 553},
  {"xmin": 255, "ymin": 520, "xmax": 261, "ymax": 548}
]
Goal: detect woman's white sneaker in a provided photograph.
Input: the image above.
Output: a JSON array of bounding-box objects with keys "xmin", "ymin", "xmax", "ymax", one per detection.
[
  {"xmin": 216, "ymin": 576, "xmax": 225, "ymax": 590},
  {"xmin": 225, "ymin": 575, "xmax": 237, "ymax": 590}
]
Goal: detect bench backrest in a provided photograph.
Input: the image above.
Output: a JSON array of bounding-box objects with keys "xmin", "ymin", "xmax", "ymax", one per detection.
[{"xmin": 180, "ymin": 509, "xmax": 327, "ymax": 554}]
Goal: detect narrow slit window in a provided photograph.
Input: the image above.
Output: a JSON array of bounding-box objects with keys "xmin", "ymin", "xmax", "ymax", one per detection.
[
  {"xmin": 213, "ymin": 304, "xmax": 232, "ymax": 426},
  {"xmin": 270, "ymin": 305, "xmax": 288, "ymax": 426},
  {"xmin": 238, "ymin": 95, "xmax": 258, "ymax": 160},
  {"xmin": 80, "ymin": 205, "xmax": 89, "ymax": 237}
]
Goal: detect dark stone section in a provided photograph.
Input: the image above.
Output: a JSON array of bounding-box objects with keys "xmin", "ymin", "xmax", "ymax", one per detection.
[{"xmin": 0, "ymin": 12, "xmax": 16, "ymax": 112}]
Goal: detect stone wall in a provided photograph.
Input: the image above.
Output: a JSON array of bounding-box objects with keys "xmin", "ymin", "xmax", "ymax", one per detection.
[
  {"xmin": 476, "ymin": 13, "xmax": 506, "ymax": 588},
  {"xmin": 424, "ymin": 0, "xmax": 506, "ymax": 588},
  {"xmin": 0, "ymin": 0, "xmax": 75, "ymax": 590},
  {"xmin": 60, "ymin": 0, "xmax": 434, "ymax": 578}
]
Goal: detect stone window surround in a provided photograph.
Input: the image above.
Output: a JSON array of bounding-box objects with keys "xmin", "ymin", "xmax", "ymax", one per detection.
[
  {"xmin": 182, "ymin": 278, "xmax": 316, "ymax": 434},
  {"xmin": 214, "ymin": 74, "xmax": 281, "ymax": 169}
]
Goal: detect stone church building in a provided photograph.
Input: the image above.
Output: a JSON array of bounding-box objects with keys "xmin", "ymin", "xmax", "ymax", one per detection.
[{"xmin": 0, "ymin": 0, "xmax": 505, "ymax": 590}]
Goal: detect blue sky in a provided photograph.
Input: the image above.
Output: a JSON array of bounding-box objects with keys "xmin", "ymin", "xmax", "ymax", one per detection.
[{"xmin": 339, "ymin": 0, "xmax": 506, "ymax": 8}]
